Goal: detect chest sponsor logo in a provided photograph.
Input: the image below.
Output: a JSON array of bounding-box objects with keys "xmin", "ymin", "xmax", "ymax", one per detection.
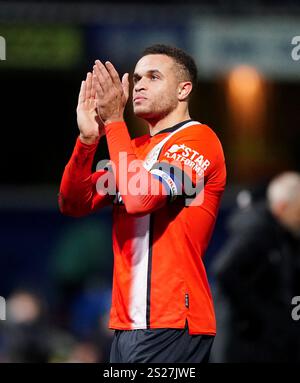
[{"xmin": 163, "ymin": 144, "xmax": 210, "ymax": 175}]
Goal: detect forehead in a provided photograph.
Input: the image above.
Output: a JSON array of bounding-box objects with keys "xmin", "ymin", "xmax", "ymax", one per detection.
[{"xmin": 134, "ymin": 54, "xmax": 176, "ymax": 75}]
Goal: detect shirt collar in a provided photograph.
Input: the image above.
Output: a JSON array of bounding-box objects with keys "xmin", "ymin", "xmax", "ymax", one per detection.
[{"xmin": 151, "ymin": 119, "xmax": 193, "ymax": 137}]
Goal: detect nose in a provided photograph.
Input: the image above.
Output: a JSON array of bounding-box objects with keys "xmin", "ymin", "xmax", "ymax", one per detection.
[{"xmin": 134, "ymin": 77, "xmax": 147, "ymax": 93}]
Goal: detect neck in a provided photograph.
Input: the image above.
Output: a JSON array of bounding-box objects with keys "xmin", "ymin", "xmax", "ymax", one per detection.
[{"xmin": 147, "ymin": 108, "xmax": 191, "ymax": 136}]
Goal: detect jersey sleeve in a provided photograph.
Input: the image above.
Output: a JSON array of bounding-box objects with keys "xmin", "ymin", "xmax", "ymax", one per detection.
[
  {"xmin": 58, "ymin": 137, "xmax": 115, "ymax": 217},
  {"xmin": 104, "ymin": 121, "xmax": 169, "ymax": 215}
]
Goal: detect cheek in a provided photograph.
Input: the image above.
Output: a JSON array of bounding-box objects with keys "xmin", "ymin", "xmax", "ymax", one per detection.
[
  {"xmin": 290, "ymin": 210, "xmax": 300, "ymax": 224},
  {"xmin": 154, "ymin": 80, "xmax": 176, "ymax": 95},
  {"xmin": 157, "ymin": 84, "xmax": 178, "ymax": 104},
  {"xmin": 296, "ymin": 209, "xmax": 300, "ymax": 223}
]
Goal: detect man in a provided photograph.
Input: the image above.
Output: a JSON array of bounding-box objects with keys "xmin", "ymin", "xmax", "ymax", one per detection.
[
  {"xmin": 59, "ymin": 44, "xmax": 226, "ymax": 363},
  {"xmin": 212, "ymin": 172, "xmax": 300, "ymax": 362}
]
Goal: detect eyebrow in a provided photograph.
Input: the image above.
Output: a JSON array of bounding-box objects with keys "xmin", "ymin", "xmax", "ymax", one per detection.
[{"xmin": 133, "ymin": 69, "xmax": 164, "ymax": 82}]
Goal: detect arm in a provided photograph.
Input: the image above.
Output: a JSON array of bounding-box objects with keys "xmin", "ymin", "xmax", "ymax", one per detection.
[
  {"xmin": 58, "ymin": 72, "xmax": 115, "ymax": 217},
  {"xmin": 58, "ymin": 138, "xmax": 115, "ymax": 217},
  {"xmin": 104, "ymin": 121, "xmax": 169, "ymax": 215},
  {"xmin": 92, "ymin": 60, "xmax": 170, "ymax": 215}
]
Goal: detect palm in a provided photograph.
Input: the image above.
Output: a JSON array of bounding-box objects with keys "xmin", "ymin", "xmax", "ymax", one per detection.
[
  {"xmin": 77, "ymin": 72, "xmax": 104, "ymax": 140},
  {"xmin": 77, "ymin": 98, "xmax": 100, "ymax": 137}
]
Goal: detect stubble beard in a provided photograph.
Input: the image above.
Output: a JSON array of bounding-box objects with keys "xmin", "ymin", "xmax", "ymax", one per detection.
[{"xmin": 134, "ymin": 96, "xmax": 178, "ymax": 121}]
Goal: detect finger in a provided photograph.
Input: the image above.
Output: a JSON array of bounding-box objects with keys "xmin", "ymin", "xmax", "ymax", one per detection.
[
  {"xmin": 85, "ymin": 72, "xmax": 92, "ymax": 100},
  {"xmin": 105, "ymin": 61, "xmax": 122, "ymax": 91},
  {"xmin": 95, "ymin": 60, "xmax": 112, "ymax": 91},
  {"xmin": 93, "ymin": 66, "xmax": 104, "ymax": 93},
  {"xmin": 95, "ymin": 60, "xmax": 111, "ymax": 81},
  {"xmin": 122, "ymin": 73, "xmax": 130, "ymax": 101},
  {"xmin": 91, "ymin": 72, "xmax": 96, "ymax": 99},
  {"xmin": 92, "ymin": 70, "xmax": 104, "ymax": 98},
  {"xmin": 78, "ymin": 80, "xmax": 86, "ymax": 104},
  {"xmin": 93, "ymin": 64, "xmax": 108, "ymax": 94},
  {"xmin": 84, "ymin": 72, "xmax": 90, "ymax": 100}
]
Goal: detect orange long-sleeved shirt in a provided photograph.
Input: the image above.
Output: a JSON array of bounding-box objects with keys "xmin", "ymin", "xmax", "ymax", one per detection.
[{"xmin": 59, "ymin": 120, "xmax": 226, "ymax": 334}]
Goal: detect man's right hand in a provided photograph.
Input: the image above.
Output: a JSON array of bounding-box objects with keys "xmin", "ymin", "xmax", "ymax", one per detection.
[{"xmin": 77, "ymin": 72, "xmax": 104, "ymax": 145}]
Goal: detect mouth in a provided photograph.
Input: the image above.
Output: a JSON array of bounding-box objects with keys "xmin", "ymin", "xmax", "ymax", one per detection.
[{"xmin": 133, "ymin": 96, "xmax": 147, "ymax": 103}]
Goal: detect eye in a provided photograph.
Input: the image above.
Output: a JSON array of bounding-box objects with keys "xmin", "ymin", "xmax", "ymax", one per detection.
[
  {"xmin": 133, "ymin": 76, "xmax": 141, "ymax": 84},
  {"xmin": 150, "ymin": 75, "xmax": 158, "ymax": 80}
]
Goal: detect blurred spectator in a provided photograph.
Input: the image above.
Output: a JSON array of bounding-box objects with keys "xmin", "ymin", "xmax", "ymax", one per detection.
[
  {"xmin": 0, "ymin": 289, "xmax": 76, "ymax": 363},
  {"xmin": 0, "ymin": 283, "xmax": 114, "ymax": 363},
  {"xmin": 211, "ymin": 172, "xmax": 300, "ymax": 362},
  {"xmin": 0, "ymin": 289, "xmax": 52, "ymax": 362}
]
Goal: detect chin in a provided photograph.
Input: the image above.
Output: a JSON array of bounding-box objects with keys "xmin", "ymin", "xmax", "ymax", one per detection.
[{"xmin": 134, "ymin": 107, "xmax": 153, "ymax": 119}]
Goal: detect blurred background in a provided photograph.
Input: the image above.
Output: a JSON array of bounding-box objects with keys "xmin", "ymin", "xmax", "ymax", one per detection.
[{"xmin": 0, "ymin": 0, "xmax": 300, "ymax": 362}]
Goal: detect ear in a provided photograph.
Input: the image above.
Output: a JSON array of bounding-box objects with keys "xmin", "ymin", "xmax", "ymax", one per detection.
[{"xmin": 178, "ymin": 82, "xmax": 193, "ymax": 101}]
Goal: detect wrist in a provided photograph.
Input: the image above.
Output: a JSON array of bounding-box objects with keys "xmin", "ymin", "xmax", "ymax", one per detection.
[
  {"xmin": 79, "ymin": 133, "xmax": 100, "ymax": 145},
  {"xmin": 104, "ymin": 118, "xmax": 124, "ymax": 126}
]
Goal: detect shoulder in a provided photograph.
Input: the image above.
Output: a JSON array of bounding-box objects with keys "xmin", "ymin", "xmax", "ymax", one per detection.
[
  {"xmin": 162, "ymin": 122, "xmax": 222, "ymax": 148},
  {"xmin": 161, "ymin": 123, "xmax": 225, "ymax": 164},
  {"xmin": 174, "ymin": 123, "xmax": 222, "ymax": 145}
]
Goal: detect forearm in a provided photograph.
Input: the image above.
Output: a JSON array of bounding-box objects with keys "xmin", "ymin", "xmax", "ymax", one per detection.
[
  {"xmin": 59, "ymin": 136, "xmax": 113, "ymax": 216},
  {"xmin": 105, "ymin": 121, "xmax": 168, "ymax": 214}
]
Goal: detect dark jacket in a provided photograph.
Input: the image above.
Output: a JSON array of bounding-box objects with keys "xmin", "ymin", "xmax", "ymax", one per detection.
[{"xmin": 212, "ymin": 201, "xmax": 300, "ymax": 362}]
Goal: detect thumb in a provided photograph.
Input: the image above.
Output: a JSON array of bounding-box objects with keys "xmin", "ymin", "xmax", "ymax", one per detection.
[{"xmin": 122, "ymin": 73, "xmax": 129, "ymax": 101}]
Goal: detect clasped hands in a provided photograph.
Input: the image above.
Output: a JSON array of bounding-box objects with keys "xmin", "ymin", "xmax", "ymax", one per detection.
[
  {"xmin": 93, "ymin": 60, "xmax": 129, "ymax": 126},
  {"xmin": 77, "ymin": 60, "xmax": 129, "ymax": 145}
]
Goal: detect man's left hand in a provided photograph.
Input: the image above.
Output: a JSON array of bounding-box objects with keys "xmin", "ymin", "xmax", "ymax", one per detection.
[{"xmin": 92, "ymin": 60, "xmax": 129, "ymax": 125}]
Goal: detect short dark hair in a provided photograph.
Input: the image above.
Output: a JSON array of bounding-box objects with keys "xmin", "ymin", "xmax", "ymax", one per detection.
[{"xmin": 142, "ymin": 44, "xmax": 198, "ymax": 90}]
